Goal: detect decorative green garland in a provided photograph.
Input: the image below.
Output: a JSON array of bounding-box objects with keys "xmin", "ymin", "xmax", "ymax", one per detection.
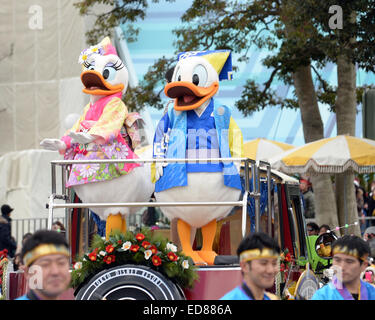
[
  {"xmin": 71, "ymin": 228, "xmax": 199, "ymax": 290},
  {"xmin": 0, "ymin": 250, "xmax": 9, "ymax": 300}
]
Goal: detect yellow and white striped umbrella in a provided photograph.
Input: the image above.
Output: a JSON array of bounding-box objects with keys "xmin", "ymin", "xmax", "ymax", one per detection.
[
  {"xmin": 243, "ymin": 138, "xmax": 294, "ymax": 162},
  {"xmin": 269, "ymin": 135, "xmax": 375, "ymax": 174}
]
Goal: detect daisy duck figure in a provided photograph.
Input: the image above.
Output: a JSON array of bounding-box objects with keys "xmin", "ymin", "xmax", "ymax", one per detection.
[
  {"xmin": 41, "ymin": 37, "xmax": 154, "ymax": 239},
  {"xmin": 152, "ymin": 50, "xmax": 243, "ymax": 265}
]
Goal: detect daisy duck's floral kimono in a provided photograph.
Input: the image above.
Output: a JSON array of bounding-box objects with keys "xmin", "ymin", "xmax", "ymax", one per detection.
[{"xmin": 61, "ymin": 92, "xmax": 141, "ymax": 187}]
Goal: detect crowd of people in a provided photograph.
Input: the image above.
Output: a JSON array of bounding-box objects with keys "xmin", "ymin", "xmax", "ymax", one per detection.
[
  {"xmin": 300, "ymin": 177, "xmax": 375, "ymax": 232},
  {"xmin": 1, "ymin": 200, "xmax": 375, "ymax": 301}
]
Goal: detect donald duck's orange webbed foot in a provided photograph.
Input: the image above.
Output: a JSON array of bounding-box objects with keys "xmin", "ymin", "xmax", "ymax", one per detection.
[
  {"xmin": 177, "ymin": 219, "xmax": 206, "ymax": 265},
  {"xmin": 106, "ymin": 213, "xmax": 126, "ymax": 240},
  {"xmin": 197, "ymin": 251, "xmax": 217, "ymax": 265},
  {"xmin": 198, "ymin": 220, "xmax": 218, "ymax": 265},
  {"xmin": 184, "ymin": 250, "xmax": 207, "ymax": 266}
]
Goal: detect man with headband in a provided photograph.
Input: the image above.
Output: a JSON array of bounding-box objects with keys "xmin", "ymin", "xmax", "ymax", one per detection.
[
  {"xmin": 16, "ymin": 230, "xmax": 71, "ymax": 300},
  {"xmin": 312, "ymin": 235, "xmax": 375, "ymax": 300},
  {"xmin": 220, "ymin": 232, "xmax": 280, "ymax": 300}
]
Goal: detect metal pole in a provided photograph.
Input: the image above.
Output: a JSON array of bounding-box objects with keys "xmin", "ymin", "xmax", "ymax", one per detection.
[
  {"xmin": 255, "ymin": 163, "xmax": 260, "ymax": 232},
  {"xmin": 51, "ymin": 201, "xmax": 243, "ymax": 209},
  {"xmin": 241, "ymin": 159, "xmax": 251, "ymax": 238},
  {"xmin": 84, "ymin": 209, "xmax": 89, "ymax": 252},
  {"xmin": 51, "ymin": 163, "xmax": 56, "ymax": 194},
  {"xmin": 344, "ymin": 174, "xmax": 348, "ymax": 235},
  {"xmin": 47, "ymin": 195, "xmax": 54, "ymax": 229},
  {"xmin": 63, "ymin": 165, "xmax": 70, "ymax": 244},
  {"xmin": 50, "ymin": 157, "xmax": 249, "ymax": 165},
  {"xmin": 267, "ymin": 164, "xmax": 272, "ymax": 236}
]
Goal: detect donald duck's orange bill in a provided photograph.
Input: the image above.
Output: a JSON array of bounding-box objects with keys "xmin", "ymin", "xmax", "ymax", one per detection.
[{"xmin": 164, "ymin": 81, "xmax": 219, "ymax": 111}]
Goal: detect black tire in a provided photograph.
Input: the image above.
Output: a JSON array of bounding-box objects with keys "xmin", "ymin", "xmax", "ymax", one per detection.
[{"xmin": 75, "ymin": 264, "xmax": 185, "ymax": 300}]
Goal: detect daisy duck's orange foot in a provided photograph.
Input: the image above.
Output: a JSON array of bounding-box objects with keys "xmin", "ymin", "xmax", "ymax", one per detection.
[{"xmin": 197, "ymin": 251, "xmax": 217, "ymax": 265}]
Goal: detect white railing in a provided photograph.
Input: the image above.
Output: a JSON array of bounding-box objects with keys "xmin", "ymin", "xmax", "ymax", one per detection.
[
  {"xmin": 47, "ymin": 157, "xmax": 273, "ymax": 252},
  {"xmin": 11, "ymin": 217, "xmax": 66, "ymax": 245}
]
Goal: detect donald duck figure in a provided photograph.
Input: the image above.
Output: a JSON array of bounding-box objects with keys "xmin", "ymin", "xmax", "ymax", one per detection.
[
  {"xmin": 152, "ymin": 50, "xmax": 243, "ymax": 265},
  {"xmin": 41, "ymin": 37, "xmax": 154, "ymax": 240}
]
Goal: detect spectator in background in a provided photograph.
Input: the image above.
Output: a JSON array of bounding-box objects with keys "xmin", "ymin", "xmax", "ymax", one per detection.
[
  {"xmin": 364, "ymin": 226, "xmax": 375, "ymax": 259},
  {"xmin": 13, "ymin": 253, "xmax": 22, "ymax": 272},
  {"xmin": 0, "ymin": 204, "xmax": 17, "ymax": 258},
  {"xmin": 355, "ymin": 179, "xmax": 366, "ymax": 233},
  {"xmin": 300, "ymin": 179, "xmax": 315, "ymax": 219},
  {"xmin": 52, "ymin": 221, "xmax": 66, "ymax": 235},
  {"xmin": 15, "ymin": 232, "xmax": 33, "ymax": 259},
  {"xmin": 367, "ymin": 181, "xmax": 375, "ymax": 227},
  {"xmin": 307, "ymin": 222, "xmax": 320, "ymax": 236},
  {"xmin": 22, "ymin": 233, "xmax": 33, "ymax": 246},
  {"xmin": 319, "ymin": 224, "xmax": 331, "ymax": 235}
]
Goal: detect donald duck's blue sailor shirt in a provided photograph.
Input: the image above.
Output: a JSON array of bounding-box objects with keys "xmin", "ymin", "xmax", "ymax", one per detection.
[{"xmin": 186, "ymin": 100, "xmax": 223, "ymax": 173}]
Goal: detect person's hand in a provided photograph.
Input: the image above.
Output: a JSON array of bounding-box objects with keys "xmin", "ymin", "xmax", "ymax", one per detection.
[
  {"xmin": 154, "ymin": 161, "xmax": 168, "ymax": 181},
  {"xmin": 69, "ymin": 132, "xmax": 95, "ymax": 144},
  {"xmin": 40, "ymin": 139, "xmax": 66, "ymax": 151}
]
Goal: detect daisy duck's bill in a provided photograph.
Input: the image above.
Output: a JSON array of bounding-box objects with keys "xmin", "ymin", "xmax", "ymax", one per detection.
[{"xmin": 81, "ymin": 70, "xmax": 124, "ymax": 95}]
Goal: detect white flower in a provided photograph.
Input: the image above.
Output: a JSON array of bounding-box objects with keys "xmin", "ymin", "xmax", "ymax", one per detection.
[
  {"xmin": 166, "ymin": 243, "xmax": 177, "ymax": 253},
  {"xmin": 144, "ymin": 250, "xmax": 152, "ymax": 260},
  {"xmin": 112, "ymin": 145, "xmax": 129, "ymax": 159},
  {"xmin": 78, "ymin": 49, "xmax": 89, "ymax": 64},
  {"xmin": 74, "ymin": 262, "xmax": 82, "ymax": 270},
  {"xmin": 89, "ymin": 45, "xmax": 101, "ymax": 54},
  {"xmin": 182, "ymin": 260, "xmax": 189, "ymax": 269},
  {"xmin": 80, "ymin": 164, "xmax": 100, "ymax": 178},
  {"xmin": 99, "ymin": 250, "xmax": 106, "ymax": 256},
  {"xmin": 122, "ymin": 241, "xmax": 132, "ymax": 251}
]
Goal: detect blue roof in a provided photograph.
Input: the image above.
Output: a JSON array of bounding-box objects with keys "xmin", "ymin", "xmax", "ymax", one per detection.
[{"xmin": 121, "ymin": 0, "xmax": 367, "ymax": 146}]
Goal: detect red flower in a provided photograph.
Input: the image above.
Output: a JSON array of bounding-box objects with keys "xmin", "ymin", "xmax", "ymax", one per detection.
[
  {"xmin": 130, "ymin": 244, "xmax": 140, "ymax": 253},
  {"xmin": 103, "ymin": 255, "xmax": 116, "ymax": 264},
  {"xmin": 167, "ymin": 252, "xmax": 178, "ymax": 262},
  {"xmin": 152, "ymin": 255, "xmax": 162, "ymax": 267},
  {"xmin": 142, "ymin": 241, "xmax": 151, "ymax": 249},
  {"xmin": 0, "ymin": 249, "xmax": 8, "ymax": 259},
  {"xmin": 135, "ymin": 233, "xmax": 145, "ymax": 241},
  {"xmin": 106, "ymin": 244, "xmax": 115, "ymax": 253},
  {"xmin": 280, "ymin": 263, "xmax": 285, "ymax": 272},
  {"xmin": 149, "ymin": 245, "xmax": 158, "ymax": 255},
  {"xmin": 88, "ymin": 251, "xmax": 97, "ymax": 261},
  {"xmin": 117, "ymin": 240, "xmax": 122, "ymax": 245},
  {"xmin": 285, "ymin": 253, "xmax": 291, "ymax": 262}
]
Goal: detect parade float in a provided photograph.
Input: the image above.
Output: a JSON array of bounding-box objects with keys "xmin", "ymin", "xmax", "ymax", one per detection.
[{"xmin": 3, "ymin": 41, "xmax": 331, "ymax": 300}]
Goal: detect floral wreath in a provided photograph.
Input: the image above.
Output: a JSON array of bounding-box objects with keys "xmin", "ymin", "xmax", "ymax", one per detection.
[
  {"xmin": 71, "ymin": 228, "xmax": 198, "ymax": 290},
  {"xmin": 78, "ymin": 44, "xmax": 104, "ymax": 65},
  {"xmin": 0, "ymin": 249, "xmax": 8, "ymax": 300}
]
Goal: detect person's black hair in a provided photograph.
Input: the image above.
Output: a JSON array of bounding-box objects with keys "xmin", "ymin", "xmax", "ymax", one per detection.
[
  {"xmin": 237, "ymin": 232, "xmax": 281, "ymax": 257},
  {"xmin": 332, "ymin": 235, "xmax": 371, "ymax": 264},
  {"xmin": 21, "ymin": 229, "xmax": 69, "ymax": 263},
  {"xmin": 307, "ymin": 222, "xmax": 319, "ymax": 232},
  {"xmin": 22, "ymin": 232, "xmax": 32, "ymax": 240},
  {"xmin": 319, "ymin": 224, "xmax": 331, "ymax": 231}
]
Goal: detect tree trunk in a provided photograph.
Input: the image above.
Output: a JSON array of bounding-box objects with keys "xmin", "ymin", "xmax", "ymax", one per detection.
[
  {"xmin": 292, "ymin": 65, "xmax": 338, "ymax": 228},
  {"xmin": 335, "ymin": 55, "xmax": 360, "ymax": 236}
]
